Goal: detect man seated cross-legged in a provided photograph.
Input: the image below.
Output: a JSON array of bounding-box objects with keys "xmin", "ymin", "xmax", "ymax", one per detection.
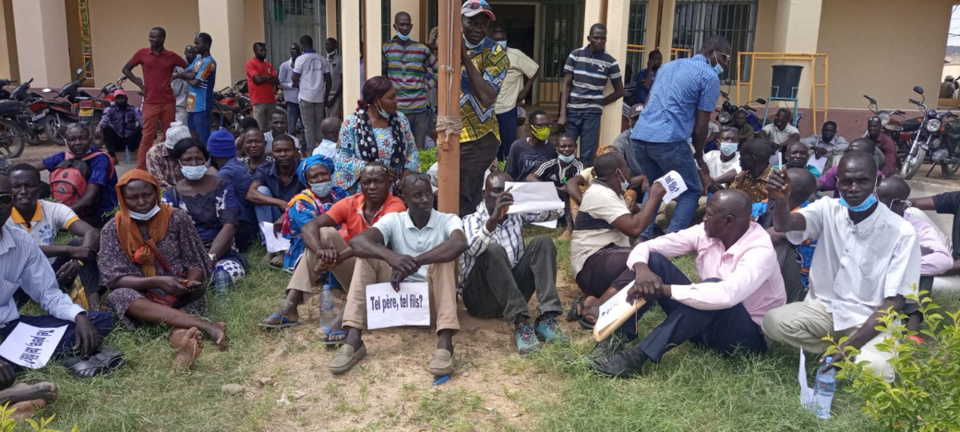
[
  {"xmin": 590, "ymin": 189, "xmax": 786, "ymax": 378},
  {"xmin": 329, "ymin": 173, "xmax": 467, "ymax": 376}
]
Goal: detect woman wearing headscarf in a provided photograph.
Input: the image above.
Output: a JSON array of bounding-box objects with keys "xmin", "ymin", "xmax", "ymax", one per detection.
[
  {"xmin": 161, "ymin": 138, "xmax": 246, "ymax": 292},
  {"xmin": 334, "ymin": 76, "xmax": 420, "ymax": 193},
  {"xmin": 100, "ymin": 170, "xmax": 227, "ymax": 369},
  {"xmin": 281, "ymin": 154, "xmax": 349, "ymax": 271}
]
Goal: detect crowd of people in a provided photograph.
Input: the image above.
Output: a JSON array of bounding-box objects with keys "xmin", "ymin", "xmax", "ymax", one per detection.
[{"xmin": 0, "ymin": 0, "xmax": 957, "ymax": 417}]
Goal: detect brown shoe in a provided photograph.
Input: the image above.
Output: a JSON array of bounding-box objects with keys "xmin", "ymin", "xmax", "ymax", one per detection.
[{"xmin": 428, "ymin": 348, "xmax": 455, "ymax": 376}]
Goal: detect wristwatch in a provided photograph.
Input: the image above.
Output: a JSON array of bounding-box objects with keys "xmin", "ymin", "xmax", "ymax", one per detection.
[{"xmin": 208, "ymin": 253, "xmax": 216, "ymax": 262}]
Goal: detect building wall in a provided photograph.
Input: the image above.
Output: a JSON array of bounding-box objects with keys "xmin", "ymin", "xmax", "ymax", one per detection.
[
  {"xmin": 817, "ymin": 0, "xmax": 953, "ymax": 110},
  {"xmin": 243, "ymin": 0, "xmax": 265, "ymax": 60},
  {"xmin": 87, "ymin": 0, "xmax": 199, "ymax": 88},
  {"xmin": 0, "ymin": 0, "xmax": 18, "ymax": 81}
]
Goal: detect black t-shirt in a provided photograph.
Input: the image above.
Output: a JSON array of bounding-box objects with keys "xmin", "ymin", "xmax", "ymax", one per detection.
[{"xmin": 505, "ymin": 138, "xmax": 556, "ymax": 180}]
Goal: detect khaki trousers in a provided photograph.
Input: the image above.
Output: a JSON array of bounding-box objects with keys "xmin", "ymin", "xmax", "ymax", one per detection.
[
  {"xmin": 761, "ymin": 297, "xmax": 896, "ymax": 382},
  {"xmin": 286, "ymin": 227, "xmax": 356, "ymax": 295},
  {"xmin": 341, "ymin": 258, "xmax": 460, "ymax": 333}
]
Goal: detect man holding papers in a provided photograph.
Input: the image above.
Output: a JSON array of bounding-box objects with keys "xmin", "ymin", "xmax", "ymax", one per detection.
[
  {"xmin": 460, "ymin": 172, "xmax": 565, "ymax": 355},
  {"xmin": 330, "ymin": 173, "xmax": 467, "ymax": 376},
  {"xmin": 591, "ymin": 190, "xmax": 786, "ymax": 378}
]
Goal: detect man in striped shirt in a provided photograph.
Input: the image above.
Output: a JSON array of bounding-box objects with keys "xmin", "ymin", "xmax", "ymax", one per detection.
[
  {"xmin": 558, "ymin": 24, "xmax": 625, "ymax": 168},
  {"xmin": 383, "ymin": 11, "xmax": 438, "ymax": 150}
]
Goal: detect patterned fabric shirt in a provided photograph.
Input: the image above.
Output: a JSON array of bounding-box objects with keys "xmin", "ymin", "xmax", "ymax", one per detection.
[
  {"xmin": 334, "ymin": 112, "xmax": 419, "ymax": 191},
  {"xmin": 146, "ymin": 143, "xmax": 184, "ymax": 190},
  {"xmin": 459, "ymin": 37, "xmax": 508, "ymax": 143},
  {"xmin": 563, "ymin": 46, "xmax": 622, "ymax": 113},
  {"xmin": 383, "ymin": 38, "xmax": 437, "ymax": 113},
  {"xmin": 186, "ymin": 56, "xmax": 217, "ymax": 113},
  {"xmin": 730, "ymin": 164, "xmax": 772, "ymax": 203},
  {"xmin": 631, "ymin": 54, "xmax": 720, "ymax": 144},
  {"xmin": 459, "ymin": 202, "xmax": 561, "ymax": 290}
]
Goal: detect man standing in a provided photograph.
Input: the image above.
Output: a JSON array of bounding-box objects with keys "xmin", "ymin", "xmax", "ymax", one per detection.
[
  {"xmin": 172, "ymin": 45, "xmax": 197, "ymax": 125},
  {"xmin": 461, "ymin": 172, "xmax": 565, "ymax": 355},
  {"xmin": 325, "ymin": 38, "xmax": 343, "ymax": 119},
  {"xmin": 458, "ymin": 0, "xmax": 509, "ymax": 217},
  {"xmin": 246, "ymin": 42, "xmax": 278, "ymax": 131},
  {"xmin": 865, "ymin": 116, "xmax": 896, "ymax": 177},
  {"xmin": 631, "ymin": 35, "xmax": 728, "ymax": 238},
  {"xmin": 634, "ymin": 50, "xmax": 663, "ymax": 105},
  {"xmin": 95, "ymin": 89, "xmax": 142, "ymax": 164},
  {"xmin": 122, "ymin": 27, "xmax": 188, "ymax": 170},
  {"xmin": 383, "ymin": 12, "xmax": 438, "ymax": 151},
  {"xmin": 293, "ymin": 35, "xmax": 332, "ymax": 153},
  {"xmin": 278, "ymin": 43, "xmax": 302, "ymax": 136},
  {"xmin": 558, "ymin": 24, "xmax": 625, "ymax": 168},
  {"xmin": 180, "ymin": 33, "xmax": 216, "ymax": 144},
  {"xmin": 490, "ymin": 28, "xmax": 539, "ymax": 161}
]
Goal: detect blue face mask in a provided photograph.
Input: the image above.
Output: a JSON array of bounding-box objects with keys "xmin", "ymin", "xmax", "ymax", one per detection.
[
  {"xmin": 181, "ymin": 164, "xmax": 207, "ymax": 181},
  {"xmin": 719, "ymin": 141, "xmax": 738, "ymax": 156},
  {"xmin": 397, "ymin": 32, "xmax": 410, "ymax": 41},
  {"xmin": 496, "ymin": 41, "xmax": 507, "ymax": 50},
  {"xmin": 838, "ymin": 179, "xmax": 879, "ymax": 212},
  {"xmin": 617, "ymin": 170, "xmax": 630, "ymax": 193},
  {"xmin": 463, "ymin": 35, "xmax": 479, "ymax": 50},
  {"xmin": 311, "ymin": 181, "xmax": 334, "ymax": 198},
  {"xmin": 129, "ymin": 205, "xmax": 161, "ymax": 221},
  {"xmin": 378, "ymin": 107, "xmax": 390, "ymax": 118},
  {"xmin": 558, "ymin": 153, "xmax": 576, "ymax": 164},
  {"xmin": 713, "ymin": 52, "xmax": 724, "ymax": 75}
]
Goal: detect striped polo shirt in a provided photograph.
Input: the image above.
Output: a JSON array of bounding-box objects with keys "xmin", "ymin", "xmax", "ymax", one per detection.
[
  {"xmin": 383, "ymin": 38, "xmax": 438, "ymax": 113},
  {"xmin": 563, "ymin": 46, "xmax": 622, "ymax": 114}
]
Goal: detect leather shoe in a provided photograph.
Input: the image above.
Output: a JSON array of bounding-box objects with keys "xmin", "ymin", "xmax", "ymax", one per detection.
[{"xmin": 590, "ymin": 345, "xmax": 648, "ymax": 378}]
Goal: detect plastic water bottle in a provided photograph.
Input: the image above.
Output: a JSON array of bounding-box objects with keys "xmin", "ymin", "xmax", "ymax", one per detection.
[
  {"xmin": 813, "ymin": 356, "xmax": 837, "ymax": 419},
  {"xmin": 212, "ymin": 269, "xmax": 230, "ymax": 294},
  {"xmin": 318, "ymin": 284, "xmax": 336, "ymax": 329}
]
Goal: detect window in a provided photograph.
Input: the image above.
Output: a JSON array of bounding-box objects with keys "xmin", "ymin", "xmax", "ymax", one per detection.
[
  {"xmin": 673, "ymin": 0, "xmax": 757, "ymax": 82},
  {"xmin": 623, "ymin": 0, "xmax": 648, "ymax": 82},
  {"xmin": 264, "ymin": 0, "xmax": 327, "ymax": 67}
]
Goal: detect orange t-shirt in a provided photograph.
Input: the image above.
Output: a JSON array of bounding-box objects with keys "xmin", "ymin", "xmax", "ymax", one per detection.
[{"xmin": 325, "ymin": 193, "xmax": 406, "ymax": 242}]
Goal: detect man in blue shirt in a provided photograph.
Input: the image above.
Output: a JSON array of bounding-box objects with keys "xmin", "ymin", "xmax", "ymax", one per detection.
[
  {"xmin": 179, "ymin": 32, "xmax": 216, "ymax": 143},
  {"xmin": 634, "ymin": 50, "xmax": 662, "ymax": 105},
  {"xmin": 631, "ymin": 35, "xmax": 729, "ymax": 238}
]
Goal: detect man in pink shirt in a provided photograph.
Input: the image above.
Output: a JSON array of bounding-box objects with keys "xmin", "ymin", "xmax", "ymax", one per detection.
[{"xmin": 591, "ymin": 190, "xmax": 786, "ymax": 378}]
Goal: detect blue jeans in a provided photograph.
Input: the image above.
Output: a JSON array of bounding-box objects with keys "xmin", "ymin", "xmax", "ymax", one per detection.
[
  {"xmin": 496, "ymin": 108, "xmax": 519, "ymax": 161},
  {"xmin": 285, "ymin": 101, "xmax": 301, "ymax": 137},
  {"xmin": 254, "ymin": 186, "xmax": 283, "ymax": 228},
  {"xmin": 565, "ymin": 110, "xmax": 602, "ymax": 167},
  {"xmin": 188, "ymin": 109, "xmax": 211, "ymax": 144},
  {"xmin": 632, "ymin": 138, "xmax": 703, "ymax": 237}
]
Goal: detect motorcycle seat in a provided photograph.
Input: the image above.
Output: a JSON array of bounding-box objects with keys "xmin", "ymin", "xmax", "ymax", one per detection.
[
  {"xmin": 947, "ymin": 120, "xmax": 960, "ymax": 135},
  {"xmin": 0, "ymin": 100, "xmax": 21, "ymax": 115},
  {"xmin": 900, "ymin": 119, "xmax": 921, "ymax": 132}
]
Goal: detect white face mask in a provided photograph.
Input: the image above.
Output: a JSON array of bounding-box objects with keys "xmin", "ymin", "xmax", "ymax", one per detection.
[
  {"xmin": 181, "ymin": 164, "xmax": 207, "ymax": 180},
  {"xmin": 129, "ymin": 205, "xmax": 161, "ymax": 221}
]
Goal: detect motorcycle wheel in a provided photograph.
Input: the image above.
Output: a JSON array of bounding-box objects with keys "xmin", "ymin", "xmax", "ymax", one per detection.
[
  {"xmin": 900, "ymin": 147, "xmax": 926, "ymax": 180},
  {"xmin": 0, "ymin": 118, "xmax": 25, "ymax": 158},
  {"xmin": 44, "ymin": 115, "xmax": 66, "ymax": 146},
  {"xmin": 941, "ymin": 161, "xmax": 960, "ymax": 178}
]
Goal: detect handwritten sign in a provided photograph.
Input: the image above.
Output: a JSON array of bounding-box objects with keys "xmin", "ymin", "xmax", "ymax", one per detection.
[
  {"xmin": 365, "ymin": 282, "xmax": 431, "ymax": 330},
  {"xmin": 0, "ymin": 323, "xmax": 67, "ymax": 369},
  {"xmin": 592, "ymin": 282, "xmax": 646, "ymax": 342},
  {"xmin": 260, "ymin": 222, "xmax": 291, "ymax": 253},
  {"xmin": 654, "ymin": 170, "xmax": 688, "ymax": 203}
]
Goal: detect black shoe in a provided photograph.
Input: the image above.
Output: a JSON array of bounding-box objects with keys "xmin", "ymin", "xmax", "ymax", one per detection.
[
  {"xmin": 590, "ymin": 336, "xmax": 627, "ymax": 359},
  {"xmin": 590, "ymin": 345, "xmax": 647, "ymax": 378}
]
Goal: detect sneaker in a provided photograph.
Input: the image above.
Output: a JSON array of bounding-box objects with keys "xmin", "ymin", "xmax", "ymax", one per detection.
[
  {"xmin": 534, "ymin": 315, "xmax": 568, "ymax": 344},
  {"xmin": 515, "ymin": 322, "xmax": 541, "ymax": 356}
]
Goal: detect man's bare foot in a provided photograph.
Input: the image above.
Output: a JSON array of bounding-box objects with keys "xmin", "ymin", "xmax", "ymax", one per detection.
[
  {"xmin": 201, "ymin": 322, "xmax": 229, "ymax": 351},
  {"xmin": 171, "ymin": 328, "xmax": 204, "ymax": 369},
  {"xmin": 10, "ymin": 399, "xmax": 46, "ymax": 420},
  {"xmin": 0, "ymin": 382, "xmax": 57, "ymax": 405},
  {"xmin": 558, "ymin": 230, "xmax": 572, "ymax": 241},
  {"xmin": 260, "ymin": 298, "xmax": 301, "ymax": 326}
]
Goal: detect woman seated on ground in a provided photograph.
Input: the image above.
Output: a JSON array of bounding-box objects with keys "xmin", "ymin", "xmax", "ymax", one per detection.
[
  {"xmin": 161, "ymin": 138, "xmax": 247, "ymax": 292},
  {"xmin": 101, "ymin": 170, "xmax": 228, "ymax": 368},
  {"xmin": 334, "ymin": 76, "xmax": 419, "ymax": 193},
  {"xmin": 281, "ymin": 154, "xmax": 348, "ymax": 272}
]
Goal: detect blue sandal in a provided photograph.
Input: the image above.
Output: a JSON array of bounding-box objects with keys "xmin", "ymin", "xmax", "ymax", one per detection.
[
  {"xmin": 320, "ymin": 328, "xmax": 348, "ymax": 346},
  {"xmin": 259, "ymin": 314, "xmax": 301, "ymax": 329}
]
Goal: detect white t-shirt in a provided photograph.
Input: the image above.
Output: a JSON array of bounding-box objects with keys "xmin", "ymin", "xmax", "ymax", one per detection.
[
  {"xmin": 292, "ymin": 52, "xmax": 331, "ymax": 103},
  {"xmin": 312, "ymin": 139, "xmax": 338, "ymax": 159},
  {"xmin": 570, "ymin": 183, "xmax": 631, "ymax": 277},
  {"xmin": 761, "ymin": 123, "xmax": 799, "ymax": 145},
  {"xmin": 703, "ymin": 150, "xmax": 742, "ymax": 179},
  {"xmin": 265, "ymin": 131, "xmax": 301, "ymax": 155},
  {"xmin": 495, "ymin": 48, "xmax": 539, "ymax": 114},
  {"xmin": 4, "ymin": 201, "xmax": 80, "ymax": 263}
]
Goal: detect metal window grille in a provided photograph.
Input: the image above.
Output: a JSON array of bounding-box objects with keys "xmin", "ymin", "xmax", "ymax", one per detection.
[
  {"xmin": 538, "ymin": 0, "xmax": 583, "ymax": 104},
  {"xmin": 672, "ymin": 0, "xmax": 757, "ymax": 82},
  {"xmin": 623, "ymin": 0, "xmax": 648, "ymax": 85},
  {"xmin": 264, "ymin": 0, "xmax": 327, "ymax": 67}
]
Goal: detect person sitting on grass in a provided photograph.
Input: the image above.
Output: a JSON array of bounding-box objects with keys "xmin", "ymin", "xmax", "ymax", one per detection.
[
  {"xmin": 800, "ymin": 120, "xmax": 848, "ymax": 172},
  {"xmin": 265, "ymin": 109, "xmax": 300, "ymax": 154},
  {"xmin": 329, "ymin": 173, "xmax": 467, "ymax": 376},
  {"xmin": 259, "ymin": 163, "xmax": 405, "ymax": 342},
  {"xmin": 161, "ymin": 138, "xmax": 246, "ymax": 292},
  {"xmin": 784, "ymin": 141, "xmax": 821, "ymax": 178},
  {"xmin": 758, "ymin": 108, "xmax": 799, "ymax": 162},
  {"xmin": 246, "ymin": 134, "xmax": 304, "ymax": 267},
  {"xmin": 702, "ymin": 127, "xmax": 742, "ymax": 191},
  {"xmin": 280, "ymin": 154, "xmax": 349, "ymax": 272},
  {"xmin": 568, "ymin": 153, "xmax": 665, "ymax": 328},
  {"xmin": 461, "ymin": 172, "xmax": 565, "ymax": 355},
  {"xmin": 0, "ymin": 175, "xmax": 116, "ymax": 416},
  {"xmin": 733, "ymin": 110, "xmax": 754, "ymax": 143},
  {"xmin": 527, "ymin": 134, "xmax": 583, "ymax": 241},
  {"xmin": 505, "ymin": 110, "xmax": 556, "ymax": 181},
  {"xmin": 895, "ymin": 187, "xmax": 960, "ymax": 265},
  {"xmin": 729, "ymin": 138, "xmax": 774, "ymax": 203},
  {"xmin": 312, "ymin": 117, "xmax": 341, "ymax": 159},
  {"xmin": 876, "ymin": 177, "xmax": 953, "ymax": 343},
  {"xmin": 817, "ymin": 138, "xmax": 885, "ymax": 199},
  {"xmin": 101, "ymin": 170, "xmax": 227, "ymax": 369},
  {"xmin": 34, "ymin": 124, "xmax": 117, "ymax": 229},
  {"xmin": 590, "ymin": 189, "xmax": 786, "ymax": 377},
  {"xmin": 208, "ymin": 129, "xmax": 258, "ymax": 252},
  {"xmin": 146, "ymin": 121, "xmax": 192, "ymax": 190},
  {"xmin": 233, "ymin": 118, "xmax": 261, "ymax": 154},
  {"xmin": 762, "ymin": 151, "xmax": 919, "ymax": 383}
]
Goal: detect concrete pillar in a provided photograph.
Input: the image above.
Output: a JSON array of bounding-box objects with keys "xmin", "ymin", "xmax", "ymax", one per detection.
[
  {"xmin": 12, "ymin": 0, "xmax": 70, "ymax": 87},
  {"xmin": 644, "ymin": 0, "xmax": 660, "ymax": 50},
  {"xmin": 198, "ymin": 0, "xmax": 247, "ymax": 85},
  {"xmin": 598, "ymin": 0, "xmax": 630, "ymax": 150},
  {"xmin": 390, "ymin": 0, "xmax": 421, "ymax": 41},
  {"xmin": 363, "ymin": 0, "xmax": 383, "ymax": 80},
  {"xmin": 771, "ymin": 0, "xmax": 822, "ymax": 109},
  {"xmin": 0, "ymin": 0, "xmax": 19, "ymax": 81},
  {"xmin": 342, "ymin": 0, "xmax": 362, "ymax": 115},
  {"xmin": 326, "ymin": 0, "xmax": 338, "ymax": 43},
  {"xmin": 658, "ymin": 0, "xmax": 675, "ymax": 58},
  {"xmin": 582, "ymin": 0, "xmax": 605, "ymax": 42}
]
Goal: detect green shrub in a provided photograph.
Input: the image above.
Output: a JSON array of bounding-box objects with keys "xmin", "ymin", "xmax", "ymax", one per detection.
[
  {"xmin": 418, "ymin": 148, "xmax": 437, "ymax": 173},
  {"xmin": 0, "ymin": 402, "xmax": 79, "ymax": 432}
]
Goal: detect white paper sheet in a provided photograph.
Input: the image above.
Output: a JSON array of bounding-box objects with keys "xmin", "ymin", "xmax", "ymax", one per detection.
[
  {"xmin": 365, "ymin": 282, "xmax": 431, "ymax": 330},
  {"xmin": 799, "ymin": 348, "xmax": 816, "ymax": 410},
  {"xmin": 593, "ymin": 282, "xmax": 636, "ymax": 333},
  {"xmin": 807, "ymin": 154, "xmax": 828, "ymax": 173},
  {"xmin": 654, "ymin": 171, "xmax": 688, "ymax": 203},
  {"xmin": 504, "ymin": 182, "xmax": 564, "ymax": 214},
  {"xmin": 0, "ymin": 323, "xmax": 67, "ymax": 369},
  {"xmin": 531, "ymin": 219, "xmax": 558, "ymax": 229},
  {"xmin": 260, "ymin": 222, "xmax": 291, "ymax": 253}
]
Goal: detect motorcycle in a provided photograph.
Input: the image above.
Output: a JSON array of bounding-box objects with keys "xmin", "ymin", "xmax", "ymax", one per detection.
[
  {"xmin": 716, "ymin": 90, "xmax": 766, "ymax": 131},
  {"xmin": 900, "ymin": 86, "xmax": 960, "ymax": 179},
  {"xmin": 211, "ymin": 79, "xmax": 251, "ymax": 136},
  {"xmin": 0, "ymin": 90, "xmax": 24, "ymax": 157},
  {"xmin": 8, "ymin": 78, "xmax": 75, "ymax": 147},
  {"xmin": 863, "ymin": 94, "xmax": 912, "ymax": 170},
  {"xmin": 42, "ymin": 68, "xmax": 100, "ymax": 145}
]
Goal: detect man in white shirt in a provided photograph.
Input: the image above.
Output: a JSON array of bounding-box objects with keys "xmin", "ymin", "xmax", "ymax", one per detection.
[
  {"xmin": 703, "ymin": 127, "xmax": 742, "ymax": 191},
  {"xmin": 278, "ymin": 43, "xmax": 302, "ymax": 136},
  {"xmin": 490, "ymin": 28, "xmax": 539, "ymax": 161},
  {"xmin": 292, "ymin": 35, "xmax": 332, "ymax": 154},
  {"xmin": 763, "ymin": 151, "xmax": 920, "ymax": 382},
  {"xmin": 759, "ymin": 108, "xmax": 800, "ymax": 165},
  {"xmin": 172, "ymin": 45, "xmax": 197, "ymax": 124},
  {"xmin": 312, "ymin": 117, "xmax": 340, "ymax": 158},
  {"xmin": 263, "ymin": 110, "xmax": 300, "ymax": 154}
]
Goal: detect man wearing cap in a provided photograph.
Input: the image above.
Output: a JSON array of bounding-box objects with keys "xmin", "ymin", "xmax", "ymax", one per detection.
[
  {"xmin": 490, "ymin": 27, "xmax": 539, "ymax": 161},
  {"xmin": 457, "ymin": 0, "xmax": 509, "ymax": 217},
  {"xmin": 95, "ymin": 89, "xmax": 143, "ymax": 164},
  {"xmin": 145, "ymin": 121, "xmax": 192, "ymax": 189}
]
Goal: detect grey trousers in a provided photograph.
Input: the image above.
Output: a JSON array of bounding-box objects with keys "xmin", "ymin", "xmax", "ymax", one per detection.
[
  {"xmin": 299, "ymin": 100, "xmax": 325, "ymax": 153},
  {"xmin": 404, "ymin": 110, "xmax": 432, "ymax": 150},
  {"xmin": 252, "ymin": 103, "xmax": 273, "ymax": 132},
  {"xmin": 461, "ymin": 236, "xmax": 563, "ymax": 324},
  {"xmin": 775, "ymin": 241, "xmax": 806, "ymax": 303},
  {"xmin": 459, "ymin": 132, "xmax": 500, "ymax": 217}
]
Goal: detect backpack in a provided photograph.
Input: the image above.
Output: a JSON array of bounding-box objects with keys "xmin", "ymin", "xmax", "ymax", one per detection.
[{"xmin": 50, "ymin": 151, "xmax": 113, "ymax": 207}]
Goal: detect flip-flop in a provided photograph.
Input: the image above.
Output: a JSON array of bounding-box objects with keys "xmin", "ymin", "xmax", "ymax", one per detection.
[
  {"xmin": 319, "ymin": 329, "xmax": 347, "ymax": 346},
  {"xmin": 62, "ymin": 346, "xmax": 125, "ymax": 379},
  {"xmin": 259, "ymin": 314, "xmax": 301, "ymax": 329}
]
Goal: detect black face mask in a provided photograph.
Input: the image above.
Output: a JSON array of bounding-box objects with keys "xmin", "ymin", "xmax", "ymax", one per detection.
[{"xmin": 116, "ymin": 101, "xmax": 128, "ymax": 109}]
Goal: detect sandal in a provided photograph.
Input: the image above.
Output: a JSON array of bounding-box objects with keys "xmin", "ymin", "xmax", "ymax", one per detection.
[
  {"xmin": 328, "ymin": 343, "xmax": 366, "ymax": 374},
  {"xmin": 566, "ymin": 296, "xmax": 584, "ymax": 322},
  {"xmin": 319, "ymin": 328, "xmax": 348, "ymax": 346},
  {"xmin": 62, "ymin": 346, "xmax": 125, "ymax": 378},
  {"xmin": 579, "ymin": 304, "xmax": 599, "ymax": 330},
  {"xmin": 259, "ymin": 314, "xmax": 301, "ymax": 329},
  {"xmin": 269, "ymin": 252, "xmax": 285, "ymax": 268}
]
